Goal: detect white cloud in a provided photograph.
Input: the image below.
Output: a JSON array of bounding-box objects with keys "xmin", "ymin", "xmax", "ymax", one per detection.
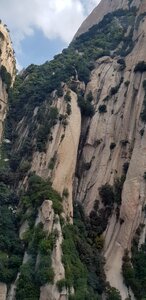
[
  {"xmin": 0, "ymin": 0, "xmax": 101, "ymax": 68},
  {"xmin": 83, "ymin": 0, "xmax": 101, "ymax": 13},
  {"xmin": 0, "ymin": 0, "xmax": 100, "ymax": 49}
]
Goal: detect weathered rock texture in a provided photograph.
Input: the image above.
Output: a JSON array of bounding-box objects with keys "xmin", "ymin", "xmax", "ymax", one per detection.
[
  {"xmin": 31, "ymin": 89, "xmax": 81, "ymax": 219},
  {"xmin": 0, "ymin": 284, "xmax": 7, "ymax": 300},
  {"xmin": 73, "ymin": 1, "xmax": 146, "ymax": 298},
  {"xmin": 0, "ymin": 23, "xmax": 15, "ymax": 142},
  {"xmin": 39, "ymin": 201, "xmax": 67, "ymax": 300}
]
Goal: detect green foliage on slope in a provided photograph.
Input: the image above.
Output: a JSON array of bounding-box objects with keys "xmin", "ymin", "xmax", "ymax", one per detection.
[
  {"xmin": 122, "ymin": 225, "xmax": 146, "ymax": 300},
  {"xmin": 61, "ymin": 202, "xmax": 122, "ymax": 299},
  {"xmin": 16, "ymin": 223, "xmax": 55, "ymax": 300},
  {"xmin": 16, "ymin": 175, "xmax": 62, "ymax": 299},
  {"xmin": 61, "ymin": 203, "xmax": 107, "ymax": 299},
  {"xmin": 0, "ymin": 65, "xmax": 12, "ymax": 90},
  {"xmin": 7, "ymin": 8, "xmax": 136, "ymax": 122},
  {"xmin": 20, "ymin": 174, "xmax": 63, "ymax": 225},
  {"xmin": 0, "ymin": 170, "xmax": 23, "ymax": 284}
]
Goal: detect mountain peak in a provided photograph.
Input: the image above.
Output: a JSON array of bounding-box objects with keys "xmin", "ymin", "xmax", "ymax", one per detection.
[{"xmin": 75, "ymin": 0, "xmax": 142, "ymax": 39}]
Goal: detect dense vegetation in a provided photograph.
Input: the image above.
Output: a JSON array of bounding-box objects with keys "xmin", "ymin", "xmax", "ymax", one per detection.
[
  {"xmin": 141, "ymin": 80, "xmax": 146, "ymax": 122},
  {"xmin": 16, "ymin": 222, "xmax": 55, "ymax": 300},
  {"xmin": 98, "ymin": 175, "xmax": 126, "ymax": 224},
  {"xmin": 73, "ymin": 8, "xmax": 136, "ymax": 58},
  {"xmin": 122, "ymin": 225, "xmax": 146, "ymax": 300},
  {"xmin": 0, "ymin": 65, "xmax": 12, "ymax": 90},
  {"xmin": 0, "ymin": 167, "xmax": 23, "ymax": 284},
  {"xmin": 15, "ymin": 174, "xmax": 62, "ymax": 299},
  {"xmin": 134, "ymin": 61, "xmax": 146, "ymax": 73},
  {"xmin": 61, "ymin": 202, "xmax": 122, "ymax": 300},
  {"xmin": 19, "ymin": 174, "xmax": 63, "ymax": 227}
]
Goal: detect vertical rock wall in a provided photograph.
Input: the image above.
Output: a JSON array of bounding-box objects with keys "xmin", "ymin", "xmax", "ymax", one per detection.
[
  {"xmin": 74, "ymin": 5, "xmax": 146, "ymax": 298},
  {"xmin": 0, "ymin": 23, "xmax": 15, "ymax": 142}
]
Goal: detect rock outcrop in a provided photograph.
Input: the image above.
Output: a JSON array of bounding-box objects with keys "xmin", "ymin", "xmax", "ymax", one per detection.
[
  {"xmin": 0, "ymin": 22, "xmax": 15, "ymax": 142},
  {"xmin": 0, "ymin": 284, "xmax": 7, "ymax": 300}
]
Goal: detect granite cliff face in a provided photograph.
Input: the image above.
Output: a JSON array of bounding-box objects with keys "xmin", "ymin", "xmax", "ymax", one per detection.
[
  {"xmin": 74, "ymin": 0, "xmax": 146, "ymax": 298},
  {"xmin": 75, "ymin": 0, "xmax": 141, "ymax": 38},
  {"xmin": 0, "ymin": 23, "xmax": 15, "ymax": 142},
  {"xmin": 1, "ymin": 1, "xmax": 146, "ymax": 299}
]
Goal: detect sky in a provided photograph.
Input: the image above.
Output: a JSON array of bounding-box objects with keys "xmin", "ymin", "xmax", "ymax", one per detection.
[{"xmin": 0, "ymin": 0, "xmax": 100, "ymax": 70}]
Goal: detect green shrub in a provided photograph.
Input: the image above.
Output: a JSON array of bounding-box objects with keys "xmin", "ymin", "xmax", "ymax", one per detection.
[
  {"xmin": 57, "ymin": 85, "xmax": 64, "ymax": 97},
  {"xmin": 99, "ymin": 184, "xmax": 114, "ymax": 206},
  {"xmin": 140, "ymin": 128, "xmax": 144, "ymax": 136},
  {"xmin": 64, "ymin": 91, "xmax": 71, "ymax": 102},
  {"xmin": 122, "ymin": 233, "xmax": 146, "ymax": 300},
  {"xmin": 48, "ymin": 153, "xmax": 57, "ymax": 170},
  {"xmin": 117, "ymin": 58, "xmax": 126, "ymax": 71},
  {"xmin": 26, "ymin": 174, "xmax": 62, "ymax": 213},
  {"xmin": 57, "ymin": 279, "xmax": 67, "ymax": 292},
  {"xmin": 110, "ymin": 77, "xmax": 123, "ymax": 96},
  {"xmin": 114, "ymin": 176, "xmax": 125, "ymax": 206},
  {"xmin": 95, "ymin": 235, "xmax": 104, "ymax": 250},
  {"xmin": 86, "ymin": 91, "xmax": 93, "ymax": 102},
  {"xmin": 107, "ymin": 287, "xmax": 122, "ymax": 300},
  {"xmin": 19, "ymin": 160, "xmax": 31, "ymax": 174},
  {"xmin": 110, "ymin": 143, "xmax": 116, "ymax": 150},
  {"xmin": 98, "ymin": 105, "xmax": 107, "ymax": 113},
  {"xmin": 78, "ymin": 95, "xmax": 95, "ymax": 117},
  {"xmin": 66, "ymin": 103, "xmax": 72, "ymax": 115},
  {"xmin": 123, "ymin": 162, "xmax": 129, "ymax": 174},
  {"xmin": 16, "ymin": 261, "xmax": 40, "ymax": 300},
  {"xmin": 134, "ymin": 61, "xmax": 146, "ymax": 72},
  {"xmin": 63, "ymin": 188, "xmax": 69, "ymax": 198},
  {"xmin": 124, "ymin": 80, "xmax": 130, "ymax": 87},
  {"xmin": 0, "ymin": 201, "xmax": 23, "ymax": 284},
  {"xmin": 120, "ymin": 139, "xmax": 129, "ymax": 146},
  {"xmin": 122, "ymin": 251, "xmax": 135, "ymax": 288},
  {"xmin": 36, "ymin": 258, "xmax": 54, "ymax": 286},
  {"xmin": 143, "ymin": 80, "xmax": 146, "ymax": 89},
  {"xmin": 0, "ymin": 65, "xmax": 12, "ymax": 89},
  {"xmin": 140, "ymin": 81, "xmax": 146, "ymax": 123},
  {"xmin": 62, "ymin": 224, "xmax": 88, "ymax": 292}
]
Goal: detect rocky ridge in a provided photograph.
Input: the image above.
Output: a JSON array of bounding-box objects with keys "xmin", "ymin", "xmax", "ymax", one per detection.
[
  {"xmin": 1, "ymin": 1, "xmax": 146, "ymax": 299},
  {"xmin": 75, "ymin": 0, "xmax": 141, "ymax": 38}
]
